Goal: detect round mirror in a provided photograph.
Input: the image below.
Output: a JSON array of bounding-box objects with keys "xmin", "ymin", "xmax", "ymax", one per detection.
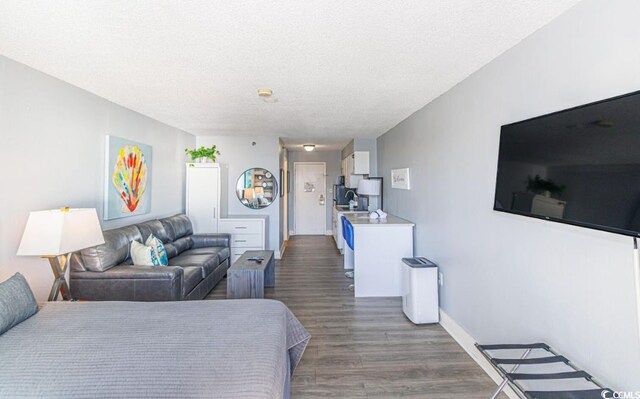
[{"xmin": 236, "ymin": 168, "xmax": 278, "ymax": 209}]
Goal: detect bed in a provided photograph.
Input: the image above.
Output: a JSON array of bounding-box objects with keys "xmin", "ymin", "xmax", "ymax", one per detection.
[{"xmin": 0, "ymin": 299, "xmax": 310, "ymax": 398}]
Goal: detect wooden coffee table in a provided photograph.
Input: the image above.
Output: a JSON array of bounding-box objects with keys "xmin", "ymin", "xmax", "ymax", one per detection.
[{"xmin": 226, "ymin": 250, "xmax": 275, "ymax": 299}]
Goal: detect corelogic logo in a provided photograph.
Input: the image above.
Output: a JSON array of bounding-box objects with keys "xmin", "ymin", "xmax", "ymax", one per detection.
[{"xmin": 601, "ymin": 391, "xmax": 640, "ymax": 399}]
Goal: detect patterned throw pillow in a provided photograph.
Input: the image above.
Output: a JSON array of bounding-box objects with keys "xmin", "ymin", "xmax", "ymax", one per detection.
[
  {"xmin": 130, "ymin": 240, "xmax": 161, "ymax": 266},
  {"xmin": 145, "ymin": 234, "xmax": 169, "ymax": 266}
]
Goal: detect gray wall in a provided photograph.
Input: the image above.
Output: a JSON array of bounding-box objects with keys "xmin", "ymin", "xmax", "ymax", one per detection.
[
  {"xmin": 0, "ymin": 55, "xmax": 195, "ymax": 301},
  {"xmin": 196, "ymin": 136, "xmax": 280, "ymax": 253},
  {"xmin": 288, "ymin": 150, "xmax": 342, "ymax": 233},
  {"xmin": 376, "ymin": 0, "xmax": 640, "ymax": 389}
]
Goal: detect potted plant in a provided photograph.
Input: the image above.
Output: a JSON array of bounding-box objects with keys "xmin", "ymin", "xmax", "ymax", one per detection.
[
  {"xmin": 526, "ymin": 174, "xmax": 566, "ymax": 197},
  {"xmin": 184, "ymin": 145, "xmax": 221, "ymax": 163}
]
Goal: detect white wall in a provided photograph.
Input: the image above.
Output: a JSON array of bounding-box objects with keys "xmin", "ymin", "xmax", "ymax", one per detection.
[
  {"xmin": 377, "ymin": 0, "xmax": 640, "ymax": 389},
  {"xmin": 0, "ymin": 55, "xmax": 195, "ymax": 301},
  {"xmin": 196, "ymin": 136, "xmax": 280, "ymax": 253}
]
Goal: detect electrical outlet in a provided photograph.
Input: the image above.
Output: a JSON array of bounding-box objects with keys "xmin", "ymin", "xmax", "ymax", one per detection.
[{"xmin": 438, "ymin": 272, "xmax": 444, "ymax": 286}]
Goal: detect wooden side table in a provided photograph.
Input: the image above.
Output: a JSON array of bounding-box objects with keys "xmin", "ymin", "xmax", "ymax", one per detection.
[{"xmin": 227, "ymin": 250, "xmax": 275, "ymax": 299}]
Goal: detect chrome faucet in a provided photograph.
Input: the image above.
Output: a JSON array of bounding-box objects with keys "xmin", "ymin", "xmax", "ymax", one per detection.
[{"xmin": 345, "ymin": 190, "xmax": 358, "ymax": 210}]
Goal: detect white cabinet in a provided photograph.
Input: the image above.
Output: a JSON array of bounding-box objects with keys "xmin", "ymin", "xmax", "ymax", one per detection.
[
  {"xmin": 343, "ymin": 151, "xmax": 370, "ymax": 188},
  {"xmin": 186, "ymin": 163, "xmax": 220, "ymax": 233},
  {"xmin": 219, "ymin": 217, "xmax": 267, "ymax": 263},
  {"xmin": 352, "ymin": 151, "xmax": 370, "ymax": 174}
]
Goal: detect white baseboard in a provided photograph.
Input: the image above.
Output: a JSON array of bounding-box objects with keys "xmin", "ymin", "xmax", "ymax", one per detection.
[
  {"xmin": 439, "ymin": 310, "xmax": 519, "ymax": 399},
  {"xmin": 278, "ymin": 241, "xmax": 287, "ymax": 259},
  {"xmin": 289, "ymin": 230, "xmax": 295, "ymax": 236},
  {"xmin": 275, "ymin": 250, "xmax": 281, "ymax": 260},
  {"xmin": 325, "ymin": 229, "xmax": 333, "ymax": 236}
]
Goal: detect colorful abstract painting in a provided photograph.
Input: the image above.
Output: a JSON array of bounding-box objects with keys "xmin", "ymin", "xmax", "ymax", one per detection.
[{"xmin": 104, "ymin": 135, "xmax": 152, "ymax": 220}]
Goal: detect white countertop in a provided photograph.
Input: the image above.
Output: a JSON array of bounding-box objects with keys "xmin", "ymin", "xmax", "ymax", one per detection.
[
  {"xmin": 225, "ymin": 215, "xmax": 269, "ymax": 220},
  {"xmin": 344, "ymin": 213, "xmax": 415, "ymax": 227},
  {"xmin": 334, "ymin": 205, "xmax": 368, "ymax": 213}
]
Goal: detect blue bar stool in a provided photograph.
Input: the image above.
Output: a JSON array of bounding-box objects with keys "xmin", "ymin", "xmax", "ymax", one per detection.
[{"xmin": 341, "ymin": 216, "xmax": 355, "ymax": 286}]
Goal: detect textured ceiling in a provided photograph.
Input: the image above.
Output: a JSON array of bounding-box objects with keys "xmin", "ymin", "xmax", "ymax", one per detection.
[{"xmin": 0, "ymin": 1, "xmax": 580, "ymax": 144}]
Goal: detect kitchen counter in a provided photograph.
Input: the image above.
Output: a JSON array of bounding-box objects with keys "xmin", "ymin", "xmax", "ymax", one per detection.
[
  {"xmin": 332, "ymin": 206, "xmax": 369, "ymax": 253},
  {"xmin": 344, "ymin": 214, "xmax": 414, "ymax": 227},
  {"xmin": 334, "ymin": 205, "xmax": 368, "ymax": 213},
  {"xmin": 343, "ymin": 212, "xmax": 414, "ymax": 298}
]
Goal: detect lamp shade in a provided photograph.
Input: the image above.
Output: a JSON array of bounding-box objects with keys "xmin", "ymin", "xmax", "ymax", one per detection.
[
  {"xmin": 17, "ymin": 208, "xmax": 105, "ymax": 256},
  {"xmin": 243, "ymin": 188, "xmax": 255, "ymax": 200},
  {"xmin": 357, "ymin": 179, "xmax": 381, "ymax": 196}
]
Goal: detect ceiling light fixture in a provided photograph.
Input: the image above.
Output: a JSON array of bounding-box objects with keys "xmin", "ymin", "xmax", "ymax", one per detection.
[
  {"xmin": 303, "ymin": 144, "xmax": 315, "ymax": 152},
  {"xmin": 257, "ymin": 88, "xmax": 273, "ymax": 97}
]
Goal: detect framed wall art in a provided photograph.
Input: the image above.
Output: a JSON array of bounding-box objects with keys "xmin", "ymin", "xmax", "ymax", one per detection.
[
  {"xmin": 391, "ymin": 168, "xmax": 410, "ymax": 190},
  {"xmin": 104, "ymin": 135, "xmax": 152, "ymax": 220}
]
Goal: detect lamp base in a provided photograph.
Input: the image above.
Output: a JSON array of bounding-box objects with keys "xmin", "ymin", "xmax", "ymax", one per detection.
[{"xmin": 44, "ymin": 255, "xmax": 72, "ymax": 301}]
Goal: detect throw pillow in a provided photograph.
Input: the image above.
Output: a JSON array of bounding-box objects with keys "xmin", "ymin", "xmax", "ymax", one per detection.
[
  {"xmin": 0, "ymin": 273, "xmax": 38, "ymax": 336},
  {"xmin": 145, "ymin": 234, "xmax": 168, "ymax": 266},
  {"xmin": 130, "ymin": 240, "xmax": 161, "ymax": 266}
]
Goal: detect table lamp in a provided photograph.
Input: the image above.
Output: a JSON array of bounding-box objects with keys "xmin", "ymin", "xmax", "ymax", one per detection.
[
  {"xmin": 243, "ymin": 188, "xmax": 256, "ymax": 200},
  {"xmin": 17, "ymin": 208, "xmax": 105, "ymax": 301},
  {"xmin": 357, "ymin": 178, "xmax": 382, "ymax": 211}
]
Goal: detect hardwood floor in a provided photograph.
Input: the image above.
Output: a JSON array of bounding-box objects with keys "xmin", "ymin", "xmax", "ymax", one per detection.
[{"xmin": 208, "ymin": 236, "xmax": 504, "ymax": 398}]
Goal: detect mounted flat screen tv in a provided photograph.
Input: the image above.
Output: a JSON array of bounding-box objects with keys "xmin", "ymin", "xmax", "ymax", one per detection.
[{"xmin": 494, "ymin": 90, "xmax": 640, "ymax": 237}]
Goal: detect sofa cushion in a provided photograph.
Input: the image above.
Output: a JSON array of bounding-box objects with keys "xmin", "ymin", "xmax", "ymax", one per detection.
[
  {"xmin": 160, "ymin": 214, "xmax": 193, "ymax": 242},
  {"xmin": 136, "ymin": 220, "xmax": 170, "ymax": 243},
  {"xmin": 169, "ymin": 252, "xmax": 219, "ymax": 278},
  {"xmin": 79, "ymin": 225, "xmax": 142, "ymax": 272},
  {"xmin": 172, "ymin": 237, "xmax": 193, "ymax": 255},
  {"xmin": 185, "ymin": 247, "xmax": 230, "ymax": 262},
  {"xmin": 163, "ymin": 243, "xmax": 179, "ymax": 259},
  {"xmin": 181, "ymin": 266, "xmax": 203, "ymax": 297},
  {"xmin": 0, "ymin": 273, "xmax": 38, "ymax": 336}
]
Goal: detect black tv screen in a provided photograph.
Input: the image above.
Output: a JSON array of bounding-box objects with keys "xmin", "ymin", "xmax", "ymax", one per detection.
[{"xmin": 494, "ymin": 90, "xmax": 640, "ymax": 237}]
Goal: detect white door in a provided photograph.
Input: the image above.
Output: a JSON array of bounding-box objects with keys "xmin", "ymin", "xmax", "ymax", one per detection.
[{"xmin": 294, "ymin": 162, "xmax": 326, "ymax": 235}]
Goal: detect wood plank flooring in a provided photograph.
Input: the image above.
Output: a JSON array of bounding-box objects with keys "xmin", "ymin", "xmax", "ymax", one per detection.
[{"xmin": 208, "ymin": 236, "xmax": 504, "ymax": 398}]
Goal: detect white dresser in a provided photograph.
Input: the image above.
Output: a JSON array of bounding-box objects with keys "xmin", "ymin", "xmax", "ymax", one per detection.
[{"xmin": 219, "ymin": 216, "xmax": 268, "ymax": 263}]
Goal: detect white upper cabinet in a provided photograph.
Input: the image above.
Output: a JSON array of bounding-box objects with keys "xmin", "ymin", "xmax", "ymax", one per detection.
[
  {"xmin": 352, "ymin": 151, "xmax": 370, "ymax": 175},
  {"xmin": 343, "ymin": 151, "xmax": 370, "ymax": 188}
]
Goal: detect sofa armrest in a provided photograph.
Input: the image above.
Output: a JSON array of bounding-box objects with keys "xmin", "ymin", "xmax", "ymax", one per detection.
[
  {"xmin": 70, "ymin": 266, "xmax": 184, "ymax": 301},
  {"xmin": 191, "ymin": 233, "xmax": 231, "ymax": 249}
]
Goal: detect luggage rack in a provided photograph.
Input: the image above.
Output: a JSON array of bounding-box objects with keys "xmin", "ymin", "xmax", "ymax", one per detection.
[{"xmin": 475, "ymin": 343, "xmax": 613, "ymax": 399}]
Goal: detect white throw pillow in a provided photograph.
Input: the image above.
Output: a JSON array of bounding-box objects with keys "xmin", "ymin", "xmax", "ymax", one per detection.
[{"xmin": 130, "ymin": 240, "xmax": 161, "ymax": 266}]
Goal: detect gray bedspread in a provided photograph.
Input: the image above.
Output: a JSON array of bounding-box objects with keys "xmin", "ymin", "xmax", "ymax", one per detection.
[{"xmin": 0, "ymin": 299, "xmax": 310, "ymax": 398}]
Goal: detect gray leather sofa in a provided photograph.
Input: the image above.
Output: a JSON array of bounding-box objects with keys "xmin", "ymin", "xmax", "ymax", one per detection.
[{"xmin": 69, "ymin": 214, "xmax": 230, "ymax": 301}]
